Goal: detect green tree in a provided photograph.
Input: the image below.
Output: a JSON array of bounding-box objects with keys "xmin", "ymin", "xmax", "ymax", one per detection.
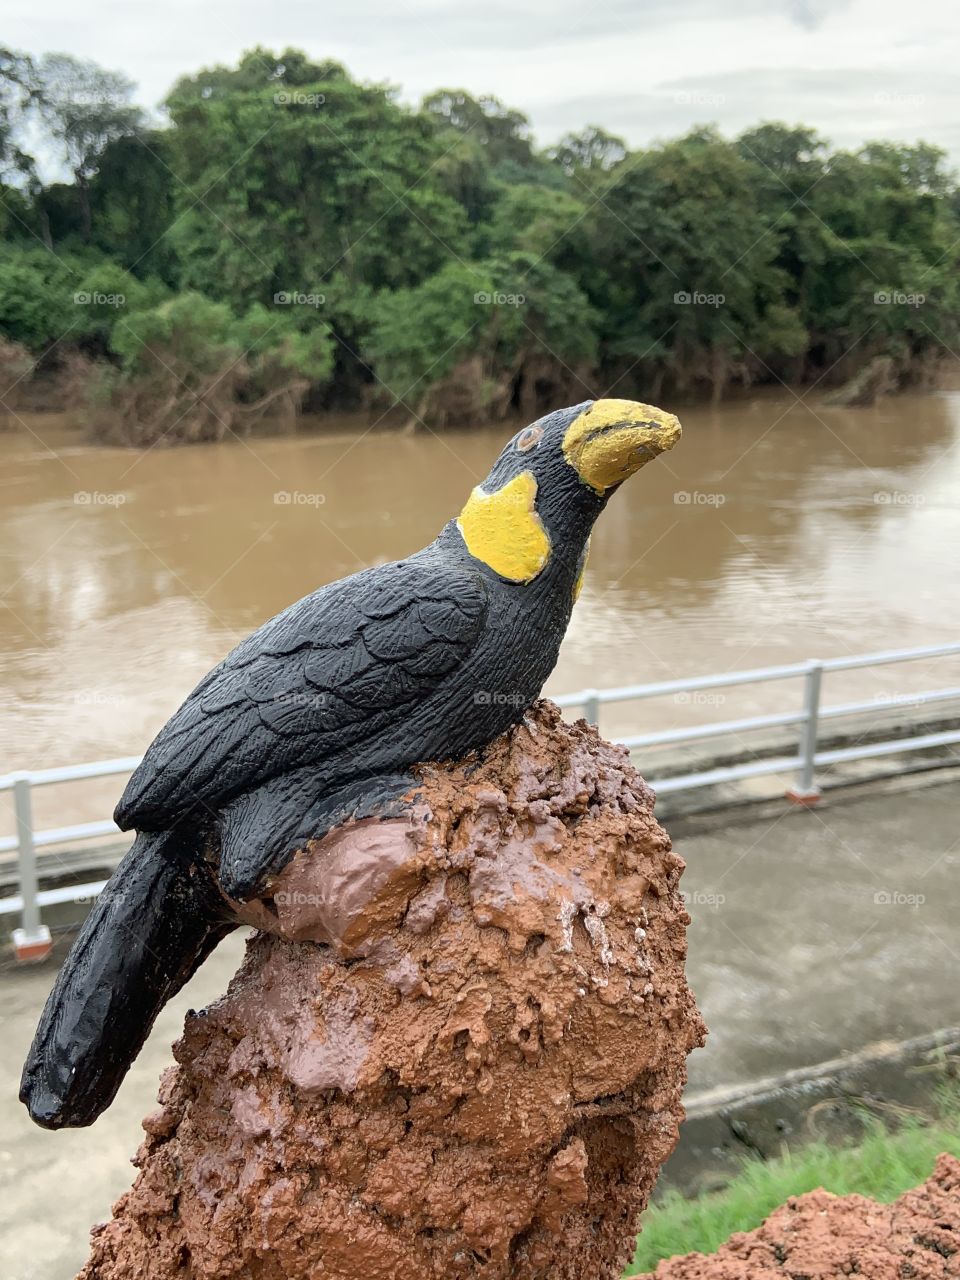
[
  {"xmin": 0, "ymin": 245, "xmax": 82, "ymax": 349},
  {"xmin": 591, "ymin": 128, "xmax": 806, "ymax": 401},
  {"xmin": 96, "ymin": 289, "xmax": 334, "ymax": 444},
  {"xmin": 0, "ymin": 47, "xmax": 40, "ymax": 184},
  {"xmin": 4, "ymin": 43, "xmax": 960, "ymax": 430},
  {"xmin": 549, "ymin": 126, "xmax": 627, "ymax": 177},
  {"xmin": 163, "ymin": 57, "xmax": 469, "ymax": 306},
  {"xmin": 737, "ymin": 125, "xmax": 960, "ymax": 380},
  {"xmin": 365, "ymin": 262, "xmax": 498, "ymax": 417},
  {"xmin": 422, "ymin": 89, "xmax": 534, "ymax": 170},
  {"xmin": 366, "ymin": 252, "xmax": 598, "ymax": 424},
  {"xmin": 86, "ymin": 132, "xmax": 178, "ymax": 279},
  {"xmin": 33, "ymin": 53, "xmax": 143, "ymax": 240}
]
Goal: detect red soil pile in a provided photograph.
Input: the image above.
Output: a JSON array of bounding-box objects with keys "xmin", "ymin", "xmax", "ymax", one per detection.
[
  {"xmin": 78, "ymin": 702, "xmax": 705, "ymax": 1280},
  {"xmin": 641, "ymin": 1152, "xmax": 960, "ymax": 1280}
]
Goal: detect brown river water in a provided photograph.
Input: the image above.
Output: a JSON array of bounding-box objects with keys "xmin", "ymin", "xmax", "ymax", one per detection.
[{"xmin": 1, "ymin": 388, "xmax": 959, "ymax": 828}]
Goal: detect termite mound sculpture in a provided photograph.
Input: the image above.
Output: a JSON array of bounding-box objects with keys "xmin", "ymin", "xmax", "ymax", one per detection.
[{"xmin": 79, "ymin": 704, "xmax": 705, "ymax": 1280}]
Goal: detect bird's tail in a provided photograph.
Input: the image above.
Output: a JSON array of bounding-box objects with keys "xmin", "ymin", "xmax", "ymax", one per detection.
[{"xmin": 20, "ymin": 828, "xmax": 234, "ymax": 1129}]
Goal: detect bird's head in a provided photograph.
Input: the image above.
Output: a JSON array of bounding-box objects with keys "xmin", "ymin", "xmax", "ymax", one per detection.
[{"xmin": 454, "ymin": 398, "xmax": 681, "ymax": 586}]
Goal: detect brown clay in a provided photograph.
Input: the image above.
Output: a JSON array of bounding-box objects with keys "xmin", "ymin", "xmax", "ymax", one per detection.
[
  {"xmin": 640, "ymin": 1152, "xmax": 960, "ymax": 1279},
  {"xmin": 78, "ymin": 702, "xmax": 706, "ymax": 1279}
]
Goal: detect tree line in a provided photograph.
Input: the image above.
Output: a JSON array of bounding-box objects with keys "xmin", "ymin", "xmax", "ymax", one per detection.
[{"xmin": 1, "ymin": 46, "xmax": 958, "ymax": 442}]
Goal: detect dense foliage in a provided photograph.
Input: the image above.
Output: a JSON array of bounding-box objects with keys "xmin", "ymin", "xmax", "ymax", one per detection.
[{"xmin": 2, "ymin": 46, "xmax": 959, "ymax": 440}]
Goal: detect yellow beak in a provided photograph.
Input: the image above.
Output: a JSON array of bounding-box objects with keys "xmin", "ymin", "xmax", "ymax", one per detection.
[{"xmin": 562, "ymin": 398, "xmax": 681, "ymax": 493}]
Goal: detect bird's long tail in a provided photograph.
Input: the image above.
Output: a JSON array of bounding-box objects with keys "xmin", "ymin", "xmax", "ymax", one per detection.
[{"xmin": 20, "ymin": 828, "xmax": 234, "ymax": 1129}]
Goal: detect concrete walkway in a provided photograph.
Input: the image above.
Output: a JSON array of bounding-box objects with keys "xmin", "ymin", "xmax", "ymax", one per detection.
[
  {"xmin": 1, "ymin": 777, "xmax": 958, "ymax": 1279},
  {"xmin": 676, "ymin": 774, "xmax": 959, "ymax": 1094}
]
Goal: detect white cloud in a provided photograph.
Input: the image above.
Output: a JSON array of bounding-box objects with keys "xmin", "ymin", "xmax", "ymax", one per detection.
[{"xmin": 5, "ymin": 0, "xmax": 958, "ymax": 158}]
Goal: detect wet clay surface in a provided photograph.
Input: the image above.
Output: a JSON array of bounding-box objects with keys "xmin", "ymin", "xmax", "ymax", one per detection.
[
  {"xmin": 641, "ymin": 1152, "xmax": 960, "ymax": 1279},
  {"xmin": 79, "ymin": 703, "xmax": 706, "ymax": 1279}
]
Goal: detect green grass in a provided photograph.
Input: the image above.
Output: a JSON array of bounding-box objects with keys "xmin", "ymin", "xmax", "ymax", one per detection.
[{"xmin": 626, "ymin": 1088, "xmax": 960, "ymax": 1275}]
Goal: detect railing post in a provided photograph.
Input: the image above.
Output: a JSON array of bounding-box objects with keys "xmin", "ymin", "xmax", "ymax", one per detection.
[
  {"xmin": 12, "ymin": 774, "xmax": 52, "ymax": 962},
  {"xmin": 787, "ymin": 661, "xmax": 823, "ymax": 805},
  {"xmin": 583, "ymin": 690, "xmax": 600, "ymax": 727}
]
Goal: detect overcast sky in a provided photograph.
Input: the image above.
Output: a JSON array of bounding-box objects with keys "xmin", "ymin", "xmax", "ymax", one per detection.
[{"xmin": 7, "ymin": 0, "xmax": 960, "ymax": 162}]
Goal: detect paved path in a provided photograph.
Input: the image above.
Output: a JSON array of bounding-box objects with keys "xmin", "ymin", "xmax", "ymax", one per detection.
[{"xmin": 1, "ymin": 777, "xmax": 958, "ymax": 1280}]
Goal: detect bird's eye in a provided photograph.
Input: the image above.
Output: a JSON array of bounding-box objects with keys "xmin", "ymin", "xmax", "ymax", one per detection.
[{"xmin": 516, "ymin": 425, "xmax": 543, "ymax": 453}]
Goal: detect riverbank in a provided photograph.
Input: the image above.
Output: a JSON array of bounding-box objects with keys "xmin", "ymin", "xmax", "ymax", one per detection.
[{"xmin": 5, "ymin": 365, "xmax": 956, "ymax": 442}]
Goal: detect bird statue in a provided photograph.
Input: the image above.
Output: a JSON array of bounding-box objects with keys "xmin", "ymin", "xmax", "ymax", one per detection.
[{"xmin": 21, "ymin": 397, "xmax": 680, "ymax": 1130}]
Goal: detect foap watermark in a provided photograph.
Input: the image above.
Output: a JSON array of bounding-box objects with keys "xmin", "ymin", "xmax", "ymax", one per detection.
[
  {"xmin": 681, "ymin": 889, "xmax": 726, "ymax": 909},
  {"xmin": 274, "ymin": 691, "xmax": 328, "ymax": 710},
  {"xmin": 873, "ymin": 691, "xmax": 926, "ymax": 711},
  {"xmin": 273, "ymin": 90, "xmax": 325, "ymax": 107},
  {"xmin": 274, "ymin": 490, "xmax": 326, "ymax": 506},
  {"xmin": 674, "ymin": 690, "xmax": 726, "ymax": 707},
  {"xmin": 473, "ymin": 689, "xmax": 528, "ymax": 708},
  {"xmin": 274, "ymin": 290, "xmax": 325, "ymax": 308},
  {"xmin": 274, "ymin": 889, "xmax": 323, "ymax": 907},
  {"xmin": 674, "ymin": 290, "xmax": 725, "ymax": 308},
  {"xmin": 74, "ymin": 290, "xmax": 125, "ymax": 307},
  {"xmin": 78, "ymin": 888, "xmax": 128, "ymax": 907},
  {"xmin": 873, "ymin": 490, "xmax": 925, "ymax": 507},
  {"xmin": 673, "ymin": 90, "xmax": 726, "ymax": 107},
  {"xmin": 873, "ymin": 290, "xmax": 925, "ymax": 307},
  {"xmin": 74, "ymin": 490, "xmax": 127, "ymax": 507},
  {"xmin": 873, "ymin": 91, "xmax": 925, "ymax": 108},
  {"xmin": 71, "ymin": 88, "xmax": 129, "ymax": 108},
  {"xmin": 873, "ymin": 890, "xmax": 925, "ymax": 907},
  {"xmin": 474, "ymin": 290, "xmax": 525, "ymax": 307},
  {"xmin": 74, "ymin": 690, "xmax": 125, "ymax": 707},
  {"xmin": 674, "ymin": 490, "xmax": 726, "ymax": 507}
]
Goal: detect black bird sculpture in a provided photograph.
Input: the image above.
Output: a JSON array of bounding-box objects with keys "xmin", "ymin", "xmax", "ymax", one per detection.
[{"xmin": 21, "ymin": 397, "xmax": 680, "ymax": 1130}]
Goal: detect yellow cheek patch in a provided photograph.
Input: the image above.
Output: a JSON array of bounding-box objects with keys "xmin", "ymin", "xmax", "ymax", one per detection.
[{"xmin": 456, "ymin": 471, "xmax": 551, "ymax": 583}]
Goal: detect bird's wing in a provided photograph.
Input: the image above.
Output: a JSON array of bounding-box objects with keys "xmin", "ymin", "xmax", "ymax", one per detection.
[{"xmin": 114, "ymin": 554, "xmax": 487, "ymax": 831}]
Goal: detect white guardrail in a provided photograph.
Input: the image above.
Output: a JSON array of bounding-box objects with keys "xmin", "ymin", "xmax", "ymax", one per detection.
[{"xmin": 2, "ymin": 642, "xmax": 959, "ymax": 956}]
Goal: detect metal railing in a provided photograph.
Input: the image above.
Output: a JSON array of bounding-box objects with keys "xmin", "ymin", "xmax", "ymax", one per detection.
[
  {"xmin": 554, "ymin": 641, "xmax": 960, "ymax": 795},
  {"xmin": 3, "ymin": 642, "xmax": 959, "ymax": 952},
  {"xmin": 0, "ymin": 755, "xmax": 141, "ymax": 953}
]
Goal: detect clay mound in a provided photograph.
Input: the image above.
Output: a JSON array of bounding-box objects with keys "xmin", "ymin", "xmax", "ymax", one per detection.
[
  {"xmin": 641, "ymin": 1152, "xmax": 960, "ymax": 1280},
  {"xmin": 79, "ymin": 703, "xmax": 705, "ymax": 1280}
]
